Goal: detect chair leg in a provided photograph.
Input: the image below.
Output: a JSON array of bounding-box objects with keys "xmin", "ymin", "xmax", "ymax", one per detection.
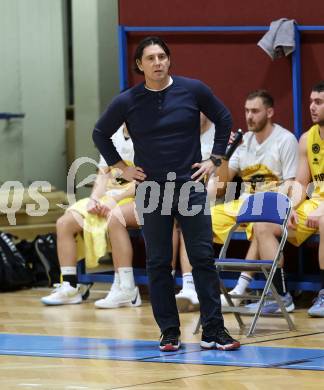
[
  {"xmin": 222, "ymin": 287, "xmax": 245, "ymax": 329},
  {"xmin": 247, "ymin": 266, "xmax": 278, "ymax": 336},
  {"xmin": 247, "ymin": 267, "xmax": 296, "ymax": 336},
  {"xmin": 193, "ymin": 316, "xmax": 201, "ymax": 335},
  {"xmin": 269, "ymin": 284, "xmax": 296, "ymax": 331},
  {"xmin": 233, "ymin": 311, "xmax": 245, "ymax": 330},
  {"xmin": 264, "ymin": 266, "xmax": 296, "ymax": 331},
  {"xmin": 247, "ymin": 285, "xmax": 269, "ymax": 336}
]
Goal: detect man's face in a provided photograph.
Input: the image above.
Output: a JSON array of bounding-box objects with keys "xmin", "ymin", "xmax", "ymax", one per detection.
[
  {"xmin": 245, "ymin": 97, "xmax": 273, "ymax": 133},
  {"xmin": 310, "ymin": 91, "xmax": 324, "ymax": 126},
  {"xmin": 136, "ymin": 44, "xmax": 170, "ymax": 83}
]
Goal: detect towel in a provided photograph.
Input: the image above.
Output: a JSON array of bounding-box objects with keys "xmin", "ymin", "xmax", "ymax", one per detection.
[
  {"xmin": 258, "ymin": 18, "xmax": 296, "ymax": 60},
  {"xmin": 67, "ymin": 164, "xmax": 135, "ymax": 268},
  {"xmin": 71, "ymin": 194, "xmax": 134, "ymax": 268}
]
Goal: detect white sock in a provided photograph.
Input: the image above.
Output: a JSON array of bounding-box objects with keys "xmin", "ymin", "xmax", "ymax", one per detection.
[
  {"xmin": 171, "ymin": 269, "xmax": 176, "ymax": 278},
  {"xmin": 182, "ymin": 272, "xmax": 195, "ymax": 291},
  {"xmin": 61, "ymin": 266, "xmax": 77, "ymax": 275},
  {"xmin": 111, "ymin": 271, "xmax": 120, "ymax": 291},
  {"xmin": 233, "ymin": 273, "xmax": 253, "ymax": 294},
  {"xmin": 60, "ymin": 266, "xmax": 77, "ymax": 287},
  {"xmin": 118, "ymin": 267, "xmax": 135, "ymax": 290}
]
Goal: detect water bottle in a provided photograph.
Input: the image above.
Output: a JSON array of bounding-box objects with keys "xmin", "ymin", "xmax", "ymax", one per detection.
[{"xmin": 223, "ymin": 129, "xmax": 243, "ymax": 160}]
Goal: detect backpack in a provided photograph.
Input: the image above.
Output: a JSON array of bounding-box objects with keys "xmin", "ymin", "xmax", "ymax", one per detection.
[
  {"xmin": 0, "ymin": 232, "xmax": 34, "ymax": 291},
  {"xmin": 18, "ymin": 234, "xmax": 61, "ymax": 287}
]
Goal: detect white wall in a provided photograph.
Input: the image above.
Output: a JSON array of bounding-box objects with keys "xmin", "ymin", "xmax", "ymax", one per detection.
[
  {"xmin": 0, "ymin": 0, "xmax": 66, "ymax": 189},
  {"xmin": 72, "ymin": 0, "xmax": 119, "ymax": 198},
  {"xmin": 0, "ymin": 0, "xmax": 119, "ymax": 195}
]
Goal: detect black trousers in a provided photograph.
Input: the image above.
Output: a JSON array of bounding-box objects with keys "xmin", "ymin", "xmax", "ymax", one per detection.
[{"xmin": 137, "ymin": 181, "xmax": 224, "ymax": 333}]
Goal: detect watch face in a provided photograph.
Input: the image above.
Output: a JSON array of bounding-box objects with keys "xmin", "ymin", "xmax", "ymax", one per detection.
[{"xmin": 211, "ymin": 156, "xmax": 222, "ymax": 166}]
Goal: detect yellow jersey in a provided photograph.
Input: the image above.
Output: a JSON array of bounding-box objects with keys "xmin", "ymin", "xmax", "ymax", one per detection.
[{"xmin": 307, "ymin": 124, "xmax": 324, "ymax": 198}]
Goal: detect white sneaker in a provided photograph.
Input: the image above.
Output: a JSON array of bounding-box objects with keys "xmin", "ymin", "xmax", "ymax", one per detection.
[
  {"xmin": 245, "ymin": 292, "xmax": 295, "ymax": 314},
  {"xmin": 41, "ymin": 282, "xmax": 82, "ymax": 305},
  {"xmin": 175, "ymin": 289, "xmax": 200, "ymax": 312},
  {"xmin": 221, "ymin": 289, "xmax": 243, "ymax": 307},
  {"xmin": 94, "ymin": 286, "xmax": 142, "ymax": 309}
]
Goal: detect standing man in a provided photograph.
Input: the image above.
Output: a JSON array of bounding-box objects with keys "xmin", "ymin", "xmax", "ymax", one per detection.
[
  {"xmin": 254, "ymin": 81, "xmax": 324, "ymax": 317},
  {"xmin": 93, "ymin": 36, "xmax": 240, "ymax": 351}
]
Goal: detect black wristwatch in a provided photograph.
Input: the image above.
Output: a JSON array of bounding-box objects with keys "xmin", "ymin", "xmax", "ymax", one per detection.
[{"xmin": 210, "ymin": 155, "xmax": 223, "ymax": 167}]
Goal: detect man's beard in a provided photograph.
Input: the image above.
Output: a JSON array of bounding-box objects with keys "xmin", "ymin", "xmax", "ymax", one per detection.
[
  {"xmin": 313, "ymin": 116, "xmax": 324, "ymax": 126},
  {"xmin": 249, "ymin": 117, "xmax": 268, "ymax": 133}
]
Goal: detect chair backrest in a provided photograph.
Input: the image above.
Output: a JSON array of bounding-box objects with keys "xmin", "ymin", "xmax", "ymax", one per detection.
[{"xmin": 236, "ymin": 192, "xmax": 291, "ymax": 225}]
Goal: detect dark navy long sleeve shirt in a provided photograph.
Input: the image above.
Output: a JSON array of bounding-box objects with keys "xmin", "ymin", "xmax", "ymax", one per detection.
[{"xmin": 93, "ymin": 76, "xmax": 232, "ymax": 182}]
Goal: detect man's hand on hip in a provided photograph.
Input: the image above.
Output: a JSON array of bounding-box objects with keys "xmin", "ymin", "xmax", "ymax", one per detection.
[
  {"xmin": 121, "ymin": 165, "xmax": 147, "ymax": 183},
  {"xmin": 191, "ymin": 159, "xmax": 215, "ymax": 183}
]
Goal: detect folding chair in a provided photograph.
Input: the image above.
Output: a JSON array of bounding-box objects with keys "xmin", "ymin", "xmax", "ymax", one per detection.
[{"xmin": 194, "ymin": 191, "xmax": 296, "ymax": 336}]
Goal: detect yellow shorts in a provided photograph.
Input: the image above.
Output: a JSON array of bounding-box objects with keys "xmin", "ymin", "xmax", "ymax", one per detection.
[
  {"xmin": 211, "ymin": 199, "xmax": 253, "ymax": 244},
  {"xmin": 287, "ymin": 198, "xmax": 321, "ymax": 247},
  {"xmin": 68, "ymin": 195, "xmax": 134, "ymax": 268},
  {"xmin": 69, "ymin": 196, "xmax": 133, "ymax": 218}
]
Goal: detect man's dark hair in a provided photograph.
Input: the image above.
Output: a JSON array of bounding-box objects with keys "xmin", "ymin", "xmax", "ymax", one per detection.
[
  {"xmin": 312, "ymin": 80, "xmax": 324, "ymax": 93},
  {"xmin": 133, "ymin": 36, "xmax": 170, "ymax": 75},
  {"xmin": 246, "ymin": 89, "xmax": 274, "ymax": 108}
]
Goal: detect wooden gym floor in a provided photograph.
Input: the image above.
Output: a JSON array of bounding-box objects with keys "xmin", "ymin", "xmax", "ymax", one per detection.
[{"xmin": 0, "ymin": 285, "xmax": 324, "ymax": 389}]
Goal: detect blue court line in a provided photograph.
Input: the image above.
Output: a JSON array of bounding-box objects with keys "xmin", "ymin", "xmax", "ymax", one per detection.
[
  {"xmin": 280, "ymin": 356, "xmax": 324, "ymax": 371},
  {"xmin": 148, "ymin": 347, "xmax": 324, "ymax": 370},
  {"xmin": 1, "ymin": 333, "xmax": 324, "ymax": 371},
  {"xmin": 0, "ymin": 333, "xmax": 199, "ymax": 361}
]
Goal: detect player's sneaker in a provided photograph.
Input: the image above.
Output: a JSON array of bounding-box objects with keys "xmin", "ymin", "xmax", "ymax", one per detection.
[
  {"xmin": 308, "ymin": 289, "xmax": 324, "ymax": 317},
  {"xmin": 159, "ymin": 327, "xmax": 181, "ymax": 352},
  {"xmin": 94, "ymin": 286, "xmax": 141, "ymax": 309},
  {"xmin": 245, "ymin": 292, "xmax": 295, "ymax": 314},
  {"xmin": 175, "ymin": 288, "xmax": 199, "ymax": 312},
  {"xmin": 41, "ymin": 282, "xmax": 82, "ymax": 305},
  {"xmin": 201, "ymin": 326, "xmax": 240, "ymax": 350}
]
